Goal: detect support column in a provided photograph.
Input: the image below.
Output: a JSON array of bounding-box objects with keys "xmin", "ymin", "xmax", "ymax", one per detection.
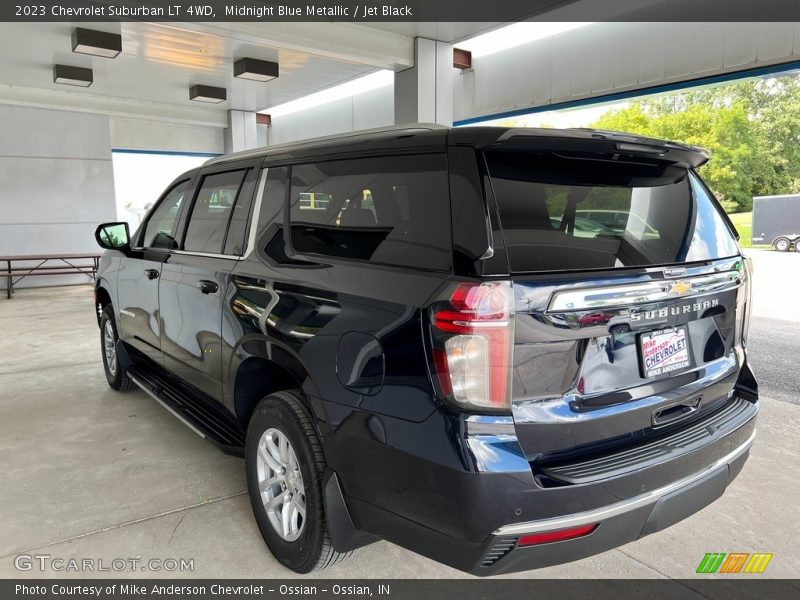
[
  {"xmin": 394, "ymin": 37, "xmax": 453, "ymax": 126},
  {"xmin": 223, "ymin": 110, "xmax": 259, "ymax": 153}
]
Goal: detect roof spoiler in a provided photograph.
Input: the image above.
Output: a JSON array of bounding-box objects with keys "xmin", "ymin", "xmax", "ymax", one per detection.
[{"xmin": 484, "ymin": 128, "xmax": 709, "ymax": 169}]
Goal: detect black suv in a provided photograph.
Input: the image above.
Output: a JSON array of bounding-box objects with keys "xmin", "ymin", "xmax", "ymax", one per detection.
[{"xmin": 94, "ymin": 125, "xmax": 758, "ymax": 576}]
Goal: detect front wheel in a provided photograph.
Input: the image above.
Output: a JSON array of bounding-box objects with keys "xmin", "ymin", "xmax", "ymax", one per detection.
[
  {"xmin": 774, "ymin": 237, "xmax": 790, "ymax": 252},
  {"xmin": 245, "ymin": 390, "xmax": 353, "ymax": 573},
  {"xmin": 100, "ymin": 306, "xmax": 135, "ymax": 392},
  {"xmin": 794, "ymin": 240, "xmax": 800, "ymax": 253}
]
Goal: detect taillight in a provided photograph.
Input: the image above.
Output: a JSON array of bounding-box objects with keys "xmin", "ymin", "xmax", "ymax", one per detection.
[
  {"xmin": 517, "ymin": 523, "xmax": 598, "ymax": 547},
  {"xmin": 741, "ymin": 257, "xmax": 753, "ymax": 347},
  {"xmin": 430, "ymin": 281, "xmax": 514, "ymax": 412}
]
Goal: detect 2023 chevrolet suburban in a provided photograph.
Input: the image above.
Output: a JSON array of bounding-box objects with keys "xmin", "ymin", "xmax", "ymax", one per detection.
[{"xmin": 94, "ymin": 125, "xmax": 758, "ymax": 575}]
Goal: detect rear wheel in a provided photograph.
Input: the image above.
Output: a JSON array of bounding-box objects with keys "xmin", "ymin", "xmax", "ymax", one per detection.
[
  {"xmin": 100, "ymin": 306, "xmax": 135, "ymax": 392},
  {"xmin": 245, "ymin": 390, "xmax": 353, "ymax": 573},
  {"xmin": 774, "ymin": 237, "xmax": 790, "ymax": 252},
  {"xmin": 794, "ymin": 240, "xmax": 800, "ymax": 253}
]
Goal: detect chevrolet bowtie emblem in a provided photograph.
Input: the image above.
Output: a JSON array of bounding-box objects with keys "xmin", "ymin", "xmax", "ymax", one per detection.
[{"xmin": 669, "ymin": 280, "xmax": 692, "ymax": 295}]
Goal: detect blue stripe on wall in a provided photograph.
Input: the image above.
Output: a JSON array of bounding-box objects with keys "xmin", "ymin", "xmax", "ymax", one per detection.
[
  {"xmin": 454, "ymin": 60, "xmax": 800, "ymax": 127},
  {"xmin": 112, "ymin": 148, "xmax": 221, "ymax": 158}
]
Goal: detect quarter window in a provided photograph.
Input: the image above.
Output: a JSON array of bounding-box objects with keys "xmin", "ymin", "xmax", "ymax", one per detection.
[
  {"xmin": 288, "ymin": 155, "xmax": 451, "ymax": 271},
  {"xmin": 184, "ymin": 170, "xmax": 248, "ymax": 254}
]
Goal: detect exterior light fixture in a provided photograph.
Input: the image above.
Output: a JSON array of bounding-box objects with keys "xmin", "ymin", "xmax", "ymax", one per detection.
[
  {"xmin": 233, "ymin": 58, "xmax": 279, "ymax": 82},
  {"xmin": 53, "ymin": 64, "xmax": 93, "ymax": 87},
  {"xmin": 72, "ymin": 28, "xmax": 122, "ymax": 58},
  {"xmin": 453, "ymin": 48, "xmax": 472, "ymax": 70},
  {"xmin": 189, "ymin": 84, "xmax": 227, "ymax": 103}
]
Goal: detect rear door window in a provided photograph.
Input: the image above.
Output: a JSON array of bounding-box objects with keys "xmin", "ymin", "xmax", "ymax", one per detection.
[
  {"xmin": 287, "ymin": 154, "xmax": 451, "ymax": 271},
  {"xmin": 486, "ymin": 152, "xmax": 739, "ymax": 272}
]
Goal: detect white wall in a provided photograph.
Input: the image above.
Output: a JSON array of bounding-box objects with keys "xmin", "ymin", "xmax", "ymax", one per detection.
[
  {"xmin": 110, "ymin": 117, "xmax": 224, "ymax": 154},
  {"xmin": 112, "ymin": 152, "xmax": 210, "ymax": 232},
  {"xmin": 267, "ymin": 83, "xmax": 393, "ymax": 145},
  {"xmin": 0, "ymin": 105, "xmax": 117, "ymax": 289},
  {"xmin": 262, "ymin": 22, "xmax": 800, "ymax": 146},
  {"xmin": 0, "ymin": 107, "xmax": 225, "ymax": 291},
  {"xmin": 454, "ymin": 22, "xmax": 800, "ymax": 122}
]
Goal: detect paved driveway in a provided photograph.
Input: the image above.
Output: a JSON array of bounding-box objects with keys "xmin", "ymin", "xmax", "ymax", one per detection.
[{"xmin": 0, "ymin": 254, "xmax": 797, "ymax": 579}]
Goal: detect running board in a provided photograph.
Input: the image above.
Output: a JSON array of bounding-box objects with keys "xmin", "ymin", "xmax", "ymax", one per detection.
[{"xmin": 128, "ymin": 367, "xmax": 245, "ymax": 457}]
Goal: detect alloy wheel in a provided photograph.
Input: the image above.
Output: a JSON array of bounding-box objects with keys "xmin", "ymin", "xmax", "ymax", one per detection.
[
  {"xmin": 104, "ymin": 320, "xmax": 117, "ymax": 377},
  {"xmin": 256, "ymin": 428, "xmax": 307, "ymax": 542}
]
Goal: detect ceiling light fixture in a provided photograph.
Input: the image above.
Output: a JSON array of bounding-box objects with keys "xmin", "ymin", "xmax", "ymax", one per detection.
[
  {"xmin": 189, "ymin": 84, "xmax": 227, "ymax": 103},
  {"xmin": 53, "ymin": 64, "xmax": 93, "ymax": 87},
  {"xmin": 72, "ymin": 28, "xmax": 122, "ymax": 58},
  {"xmin": 234, "ymin": 58, "xmax": 279, "ymax": 82}
]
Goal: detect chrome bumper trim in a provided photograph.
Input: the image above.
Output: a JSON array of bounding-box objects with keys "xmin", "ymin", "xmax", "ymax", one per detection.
[{"xmin": 493, "ymin": 429, "xmax": 756, "ymax": 536}]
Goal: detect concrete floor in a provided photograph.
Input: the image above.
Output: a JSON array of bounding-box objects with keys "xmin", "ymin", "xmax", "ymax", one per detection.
[{"xmin": 0, "ymin": 250, "xmax": 798, "ymax": 579}]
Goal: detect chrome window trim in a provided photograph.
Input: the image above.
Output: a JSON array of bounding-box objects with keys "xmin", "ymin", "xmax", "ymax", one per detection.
[
  {"xmin": 493, "ymin": 429, "xmax": 755, "ymax": 536},
  {"xmin": 241, "ymin": 167, "xmax": 268, "ymax": 261},
  {"xmin": 547, "ymin": 269, "xmax": 743, "ymax": 313},
  {"xmin": 170, "ymin": 250, "xmax": 240, "ymax": 261},
  {"xmin": 132, "ymin": 168, "xmax": 268, "ymax": 262}
]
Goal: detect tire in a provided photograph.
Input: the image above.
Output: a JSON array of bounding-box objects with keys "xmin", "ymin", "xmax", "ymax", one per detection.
[
  {"xmin": 246, "ymin": 390, "xmax": 353, "ymax": 573},
  {"xmin": 794, "ymin": 240, "xmax": 800, "ymax": 253},
  {"xmin": 100, "ymin": 306, "xmax": 135, "ymax": 392},
  {"xmin": 774, "ymin": 237, "xmax": 790, "ymax": 252}
]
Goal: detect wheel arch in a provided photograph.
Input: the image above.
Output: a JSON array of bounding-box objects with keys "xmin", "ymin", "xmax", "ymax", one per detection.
[
  {"xmin": 94, "ymin": 282, "xmax": 113, "ymax": 326},
  {"xmin": 232, "ymin": 351, "xmax": 328, "ymax": 437}
]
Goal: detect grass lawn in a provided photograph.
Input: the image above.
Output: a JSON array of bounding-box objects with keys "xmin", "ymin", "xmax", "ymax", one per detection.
[{"xmin": 727, "ymin": 211, "xmax": 769, "ymax": 249}]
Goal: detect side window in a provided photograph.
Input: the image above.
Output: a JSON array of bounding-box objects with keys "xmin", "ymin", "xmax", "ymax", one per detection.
[
  {"xmin": 288, "ymin": 154, "xmax": 451, "ymax": 271},
  {"xmin": 257, "ymin": 167, "xmax": 289, "ymax": 229},
  {"xmin": 183, "ymin": 169, "xmax": 248, "ymax": 254},
  {"xmin": 223, "ymin": 171, "xmax": 257, "ymax": 255},
  {"xmin": 140, "ymin": 180, "xmax": 190, "ymax": 249},
  {"xmin": 254, "ymin": 167, "xmax": 298, "ymax": 263}
]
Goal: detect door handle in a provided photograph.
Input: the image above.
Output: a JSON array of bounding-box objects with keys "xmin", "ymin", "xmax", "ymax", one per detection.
[
  {"xmin": 196, "ymin": 280, "xmax": 219, "ymax": 294},
  {"xmin": 145, "ymin": 269, "xmax": 160, "ymax": 280}
]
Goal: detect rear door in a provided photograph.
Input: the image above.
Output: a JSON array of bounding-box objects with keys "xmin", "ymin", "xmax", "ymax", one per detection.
[
  {"xmin": 117, "ymin": 177, "xmax": 194, "ymax": 364},
  {"xmin": 484, "ymin": 149, "xmax": 747, "ymax": 464},
  {"xmin": 158, "ymin": 162, "xmax": 259, "ymax": 401}
]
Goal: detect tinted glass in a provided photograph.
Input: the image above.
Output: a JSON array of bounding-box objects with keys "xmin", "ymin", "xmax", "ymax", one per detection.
[
  {"xmin": 486, "ymin": 152, "xmax": 739, "ymax": 272},
  {"xmin": 288, "ymin": 155, "xmax": 451, "ymax": 270},
  {"xmin": 223, "ymin": 171, "xmax": 256, "ymax": 255},
  {"xmin": 141, "ymin": 180, "xmax": 190, "ymax": 249},
  {"xmin": 184, "ymin": 170, "xmax": 247, "ymax": 254},
  {"xmin": 258, "ymin": 167, "xmax": 288, "ymax": 228}
]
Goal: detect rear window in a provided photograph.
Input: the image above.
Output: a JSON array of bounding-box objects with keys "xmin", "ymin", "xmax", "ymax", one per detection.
[
  {"xmin": 486, "ymin": 152, "xmax": 739, "ymax": 272},
  {"xmin": 288, "ymin": 154, "xmax": 451, "ymax": 271}
]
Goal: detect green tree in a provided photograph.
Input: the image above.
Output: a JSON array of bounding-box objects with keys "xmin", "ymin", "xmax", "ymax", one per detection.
[{"xmin": 590, "ymin": 77, "xmax": 800, "ymax": 213}]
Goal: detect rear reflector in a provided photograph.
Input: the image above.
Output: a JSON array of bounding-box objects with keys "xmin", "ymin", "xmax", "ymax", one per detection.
[{"xmin": 517, "ymin": 523, "xmax": 598, "ymax": 547}]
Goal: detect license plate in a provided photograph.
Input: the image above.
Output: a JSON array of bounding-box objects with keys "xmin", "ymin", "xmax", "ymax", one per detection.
[{"xmin": 639, "ymin": 326, "xmax": 692, "ymax": 379}]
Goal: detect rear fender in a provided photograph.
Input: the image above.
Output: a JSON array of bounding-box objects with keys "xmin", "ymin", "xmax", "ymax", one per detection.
[{"xmin": 227, "ymin": 335, "xmax": 331, "ymax": 435}]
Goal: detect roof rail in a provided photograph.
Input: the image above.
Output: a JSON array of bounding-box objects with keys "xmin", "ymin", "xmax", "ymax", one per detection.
[{"xmin": 204, "ymin": 123, "xmax": 448, "ymax": 166}]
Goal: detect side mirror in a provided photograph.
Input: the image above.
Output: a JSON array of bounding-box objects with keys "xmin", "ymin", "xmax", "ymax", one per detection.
[{"xmin": 95, "ymin": 222, "xmax": 131, "ymax": 252}]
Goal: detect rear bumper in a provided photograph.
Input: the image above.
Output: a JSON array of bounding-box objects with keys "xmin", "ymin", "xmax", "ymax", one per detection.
[
  {"xmin": 479, "ymin": 429, "xmax": 753, "ymax": 575},
  {"xmin": 347, "ymin": 428, "xmax": 754, "ymax": 576},
  {"xmin": 340, "ymin": 395, "xmax": 757, "ymax": 576}
]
